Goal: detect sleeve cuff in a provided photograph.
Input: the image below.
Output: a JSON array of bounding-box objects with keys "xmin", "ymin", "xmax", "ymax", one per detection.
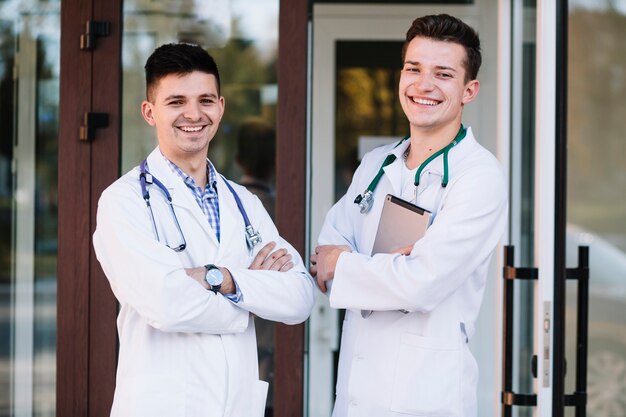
[{"xmin": 224, "ymin": 277, "xmax": 243, "ymax": 303}]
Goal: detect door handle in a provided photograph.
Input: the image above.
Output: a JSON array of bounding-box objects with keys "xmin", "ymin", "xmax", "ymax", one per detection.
[{"xmin": 500, "ymin": 245, "xmax": 590, "ymax": 417}]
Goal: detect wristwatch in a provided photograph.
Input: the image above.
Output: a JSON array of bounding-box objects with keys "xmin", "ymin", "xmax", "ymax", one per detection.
[{"xmin": 204, "ymin": 264, "xmax": 224, "ymax": 293}]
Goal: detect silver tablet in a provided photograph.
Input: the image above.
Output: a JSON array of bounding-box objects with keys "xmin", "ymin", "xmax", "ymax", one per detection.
[{"xmin": 371, "ymin": 194, "xmax": 431, "ymax": 255}]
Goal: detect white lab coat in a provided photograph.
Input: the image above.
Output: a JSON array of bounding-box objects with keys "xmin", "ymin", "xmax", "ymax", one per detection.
[
  {"xmin": 318, "ymin": 128, "xmax": 508, "ymax": 417},
  {"xmin": 93, "ymin": 147, "xmax": 315, "ymax": 417}
]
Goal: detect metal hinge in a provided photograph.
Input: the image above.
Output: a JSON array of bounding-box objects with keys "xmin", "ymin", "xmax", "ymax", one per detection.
[
  {"xmin": 79, "ymin": 112, "xmax": 109, "ymax": 141},
  {"xmin": 80, "ymin": 20, "xmax": 111, "ymax": 50}
]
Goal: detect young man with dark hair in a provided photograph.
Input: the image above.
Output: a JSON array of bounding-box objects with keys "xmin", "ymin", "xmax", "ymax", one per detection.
[
  {"xmin": 311, "ymin": 14, "xmax": 507, "ymax": 417},
  {"xmin": 93, "ymin": 43, "xmax": 315, "ymax": 417}
]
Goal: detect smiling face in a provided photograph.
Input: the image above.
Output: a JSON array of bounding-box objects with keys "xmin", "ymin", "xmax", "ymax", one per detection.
[
  {"xmin": 399, "ymin": 36, "xmax": 479, "ymax": 138},
  {"xmin": 141, "ymin": 71, "xmax": 225, "ymax": 164}
]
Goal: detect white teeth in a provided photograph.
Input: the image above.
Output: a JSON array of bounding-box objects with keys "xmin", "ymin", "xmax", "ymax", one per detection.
[
  {"xmin": 179, "ymin": 126, "xmax": 203, "ymax": 132},
  {"xmin": 411, "ymin": 97, "xmax": 439, "ymax": 106}
]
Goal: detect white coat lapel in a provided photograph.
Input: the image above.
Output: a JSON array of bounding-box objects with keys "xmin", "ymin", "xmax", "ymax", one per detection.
[{"xmin": 381, "ymin": 141, "xmax": 409, "ymax": 196}]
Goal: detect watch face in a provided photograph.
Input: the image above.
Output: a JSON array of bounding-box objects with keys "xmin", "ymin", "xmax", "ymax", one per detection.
[{"xmin": 206, "ymin": 267, "xmax": 224, "ymax": 286}]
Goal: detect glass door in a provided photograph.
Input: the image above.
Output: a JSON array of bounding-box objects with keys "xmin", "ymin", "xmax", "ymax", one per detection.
[
  {"xmin": 505, "ymin": 2, "xmax": 538, "ymax": 417},
  {"xmin": 565, "ymin": 2, "xmax": 626, "ymax": 416},
  {"xmin": 516, "ymin": 1, "xmax": 626, "ymax": 416},
  {"xmin": 503, "ymin": 2, "xmax": 626, "ymax": 416}
]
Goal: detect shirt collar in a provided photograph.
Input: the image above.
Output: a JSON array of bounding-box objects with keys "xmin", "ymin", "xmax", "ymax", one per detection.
[{"xmin": 162, "ymin": 155, "xmax": 217, "ymax": 191}]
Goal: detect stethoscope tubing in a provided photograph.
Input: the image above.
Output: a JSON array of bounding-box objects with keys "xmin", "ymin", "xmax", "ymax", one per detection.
[
  {"xmin": 354, "ymin": 125, "xmax": 467, "ymax": 214},
  {"xmin": 139, "ymin": 159, "xmax": 261, "ymax": 252}
]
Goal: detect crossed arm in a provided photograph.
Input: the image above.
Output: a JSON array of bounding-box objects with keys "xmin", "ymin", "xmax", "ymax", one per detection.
[
  {"xmin": 310, "ymin": 244, "xmax": 412, "ymax": 293},
  {"xmin": 185, "ymin": 241, "xmax": 295, "ymax": 293}
]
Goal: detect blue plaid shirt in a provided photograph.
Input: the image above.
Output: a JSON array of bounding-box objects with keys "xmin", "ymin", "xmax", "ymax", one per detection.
[{"xmin": 165, "ymin": 158, "xmax": 221, "ymax": 242}]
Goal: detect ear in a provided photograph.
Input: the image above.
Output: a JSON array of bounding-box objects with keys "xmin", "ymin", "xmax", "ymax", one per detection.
[
  {"xmin": 141, "ymin": 101, "xmax": 156, "ymax": 126},
  {"xmin": 217, "ymin": 96, "xmax": 225, "ymax": 121},
  {"xmin": 462, "ymin": 79, "xmax": 480, "ymax": 105}
]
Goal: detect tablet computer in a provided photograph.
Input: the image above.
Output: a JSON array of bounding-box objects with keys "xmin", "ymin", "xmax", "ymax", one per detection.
[{"xmin": 371, "ymin": 194, "xmax": 431, "ymax": 255}]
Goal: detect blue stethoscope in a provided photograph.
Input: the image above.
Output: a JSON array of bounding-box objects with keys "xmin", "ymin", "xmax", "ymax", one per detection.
[
  {"xmin": 139, "ymin": 160, "xmax": 262, "ymax": 252},
  {"xmin": 354, "ymin": 125, "xmax": 467, "ymax": 214}
]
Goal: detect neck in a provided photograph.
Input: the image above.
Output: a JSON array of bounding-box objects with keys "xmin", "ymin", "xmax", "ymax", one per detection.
[
  {"xmin": 405, "ymin": 122, "xmax": 463, "ymax": 169},
  {"xmin": 162, "ymin": 150, "xmax": 209, "ymax": 189}
]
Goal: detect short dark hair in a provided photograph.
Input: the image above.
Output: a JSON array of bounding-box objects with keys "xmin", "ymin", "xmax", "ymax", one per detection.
[
  {"xmin": 402, "ymin": 14, "xmax": 481, "ymax": 82},
  {"xmin": 144, "ymin": 43, "xmax": 221, "ymax": 101}
]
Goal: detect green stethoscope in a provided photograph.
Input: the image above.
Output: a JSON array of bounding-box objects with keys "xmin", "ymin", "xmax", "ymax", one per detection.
[{"xmin": 354, "ymin": 125, "xmax": 467, "ymax": 214}]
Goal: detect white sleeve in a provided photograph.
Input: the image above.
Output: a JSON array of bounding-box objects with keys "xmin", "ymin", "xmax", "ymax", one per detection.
[{"xmin": 222, "ymin": 192, "xmax": 316, "ymax": 325}]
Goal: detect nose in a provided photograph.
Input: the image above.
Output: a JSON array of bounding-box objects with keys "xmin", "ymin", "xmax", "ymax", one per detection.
[
  {"xmin": 414, "ymin": 73, "xmax": 435, "ymax": 91},
  {"xmin": 183, "ymin": 102, "xmax": 202, "ymax": 121}
]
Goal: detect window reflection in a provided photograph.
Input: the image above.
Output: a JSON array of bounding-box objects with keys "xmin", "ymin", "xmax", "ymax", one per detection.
[
  {"xmin": 0, "ymin": 17, "xmax": 15, "ymax": 416},
  {"xmin": 0, "ymin": 2, "xmax": 60, "ymax": 416},
  {"xmin": 566, "ymin": 3, "xmax": 626, "ymax": 417},
  {"xmin": 34, "ymin": 35, "xmax": 59, "ymax": 417},
  {"xmin": 335, "ymin": 41, "xmax": 406, "ymax": 201}
]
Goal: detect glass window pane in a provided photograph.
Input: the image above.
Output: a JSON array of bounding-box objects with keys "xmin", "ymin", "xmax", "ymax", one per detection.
[
  {"xmin": 335, "ymin": 40, "xmax": 406, "ymax": 201},
  {"xmin": 567, "ymin": 3, "xmax": 626, "ymax": 417},
  {"xmin": 0, "ymin": 2, "xmax": 60, "ymax": 416},
  {"xmin": 0, "ymin": 17, "xmax": 15, "ymax": 417},
  {"xmin": 509, "ymin": 5, "xmax": 536, "ymax": 416}
]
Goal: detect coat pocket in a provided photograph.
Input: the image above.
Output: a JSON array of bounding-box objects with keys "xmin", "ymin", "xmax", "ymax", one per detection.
[{"xmin": 390, "ymin": 333, "xmax": 462, "ymax": 416}]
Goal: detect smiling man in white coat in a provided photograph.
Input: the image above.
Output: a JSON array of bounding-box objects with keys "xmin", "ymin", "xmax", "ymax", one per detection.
[
  {"xmin": 310, "ymin": 14, "xmax": 508, "ymax": 417},
  {"xmin": 93, "ymin": 43, "xmax": 315, "ymax": 417}
]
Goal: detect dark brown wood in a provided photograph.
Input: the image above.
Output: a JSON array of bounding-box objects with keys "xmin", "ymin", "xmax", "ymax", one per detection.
[
  {"xmin": 58, "ymin": 1, "xmax": 121, "ymax": 416},
  {"xmin": 57, "ymin": 1, "xmax": 93, "ymax": 416},
  {"xmin": 275, "ymin": 0, "xmax": 309, "ymax": 416},
  {"xmin": 88, "ymin": 1, "xmax": 122, "ymax": 416}
]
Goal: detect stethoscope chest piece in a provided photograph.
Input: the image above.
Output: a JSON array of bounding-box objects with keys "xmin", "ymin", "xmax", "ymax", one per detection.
[
  {"xmin": 354, "ymin": 190, "xmax": 374, "ymax": 214},
  {"xmin": 245, "ymin": 225, "xmax": 262, "ymax": 250}
]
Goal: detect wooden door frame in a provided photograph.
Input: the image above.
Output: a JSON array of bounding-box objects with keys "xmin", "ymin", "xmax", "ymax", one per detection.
[
  {"xmin": 275, "ymin": 0, "xmax": 309, "ymax": 416},
  {"xmin": 57, "ymin": 1, "xmax": 121, "ymax": 416}
]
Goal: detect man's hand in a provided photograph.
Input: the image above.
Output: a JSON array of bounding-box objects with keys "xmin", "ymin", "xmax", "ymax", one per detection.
[
  {"xmin": 309, "ymin": 245, "xmax": 351, "ymax": 293},
  {"xmin": 391, "ymin": 244, "xmax": 413, "ymax": 256},
  {"xmin": 249, "ymin": 241, "xmax": 294, "ymax": 272},
  {"xmin": 185, "ymin": 267, "xmax": 210, "ymax": 290},
  {"xmin": 183, "ymin": 242, "xmax": 293, "ymax": 298}
]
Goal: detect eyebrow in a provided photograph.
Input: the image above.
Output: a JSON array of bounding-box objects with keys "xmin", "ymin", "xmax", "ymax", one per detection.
[
  {"xmin": 162, "ymin": 93, "xmax": 218, "ymax": 102},
  {"xmin": 403, "ymin": 61, "xmax": 458, "ymax": 72}
]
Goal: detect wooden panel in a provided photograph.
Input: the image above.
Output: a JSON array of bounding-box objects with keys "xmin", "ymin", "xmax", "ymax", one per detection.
[
  {"xmin": 275, "ymin": 0, "xmax": 309, "ymax": 416},
  {"xmin": 56, "ymin": 1, "xmax": 93, "ymax": 416},
  {"xmin": 88, "ymin": 1, "xmax": 122, "ymax": 416},
  {"xmin": 58, "ymin": 1, "xmax": 122, "ymax": 416}
]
